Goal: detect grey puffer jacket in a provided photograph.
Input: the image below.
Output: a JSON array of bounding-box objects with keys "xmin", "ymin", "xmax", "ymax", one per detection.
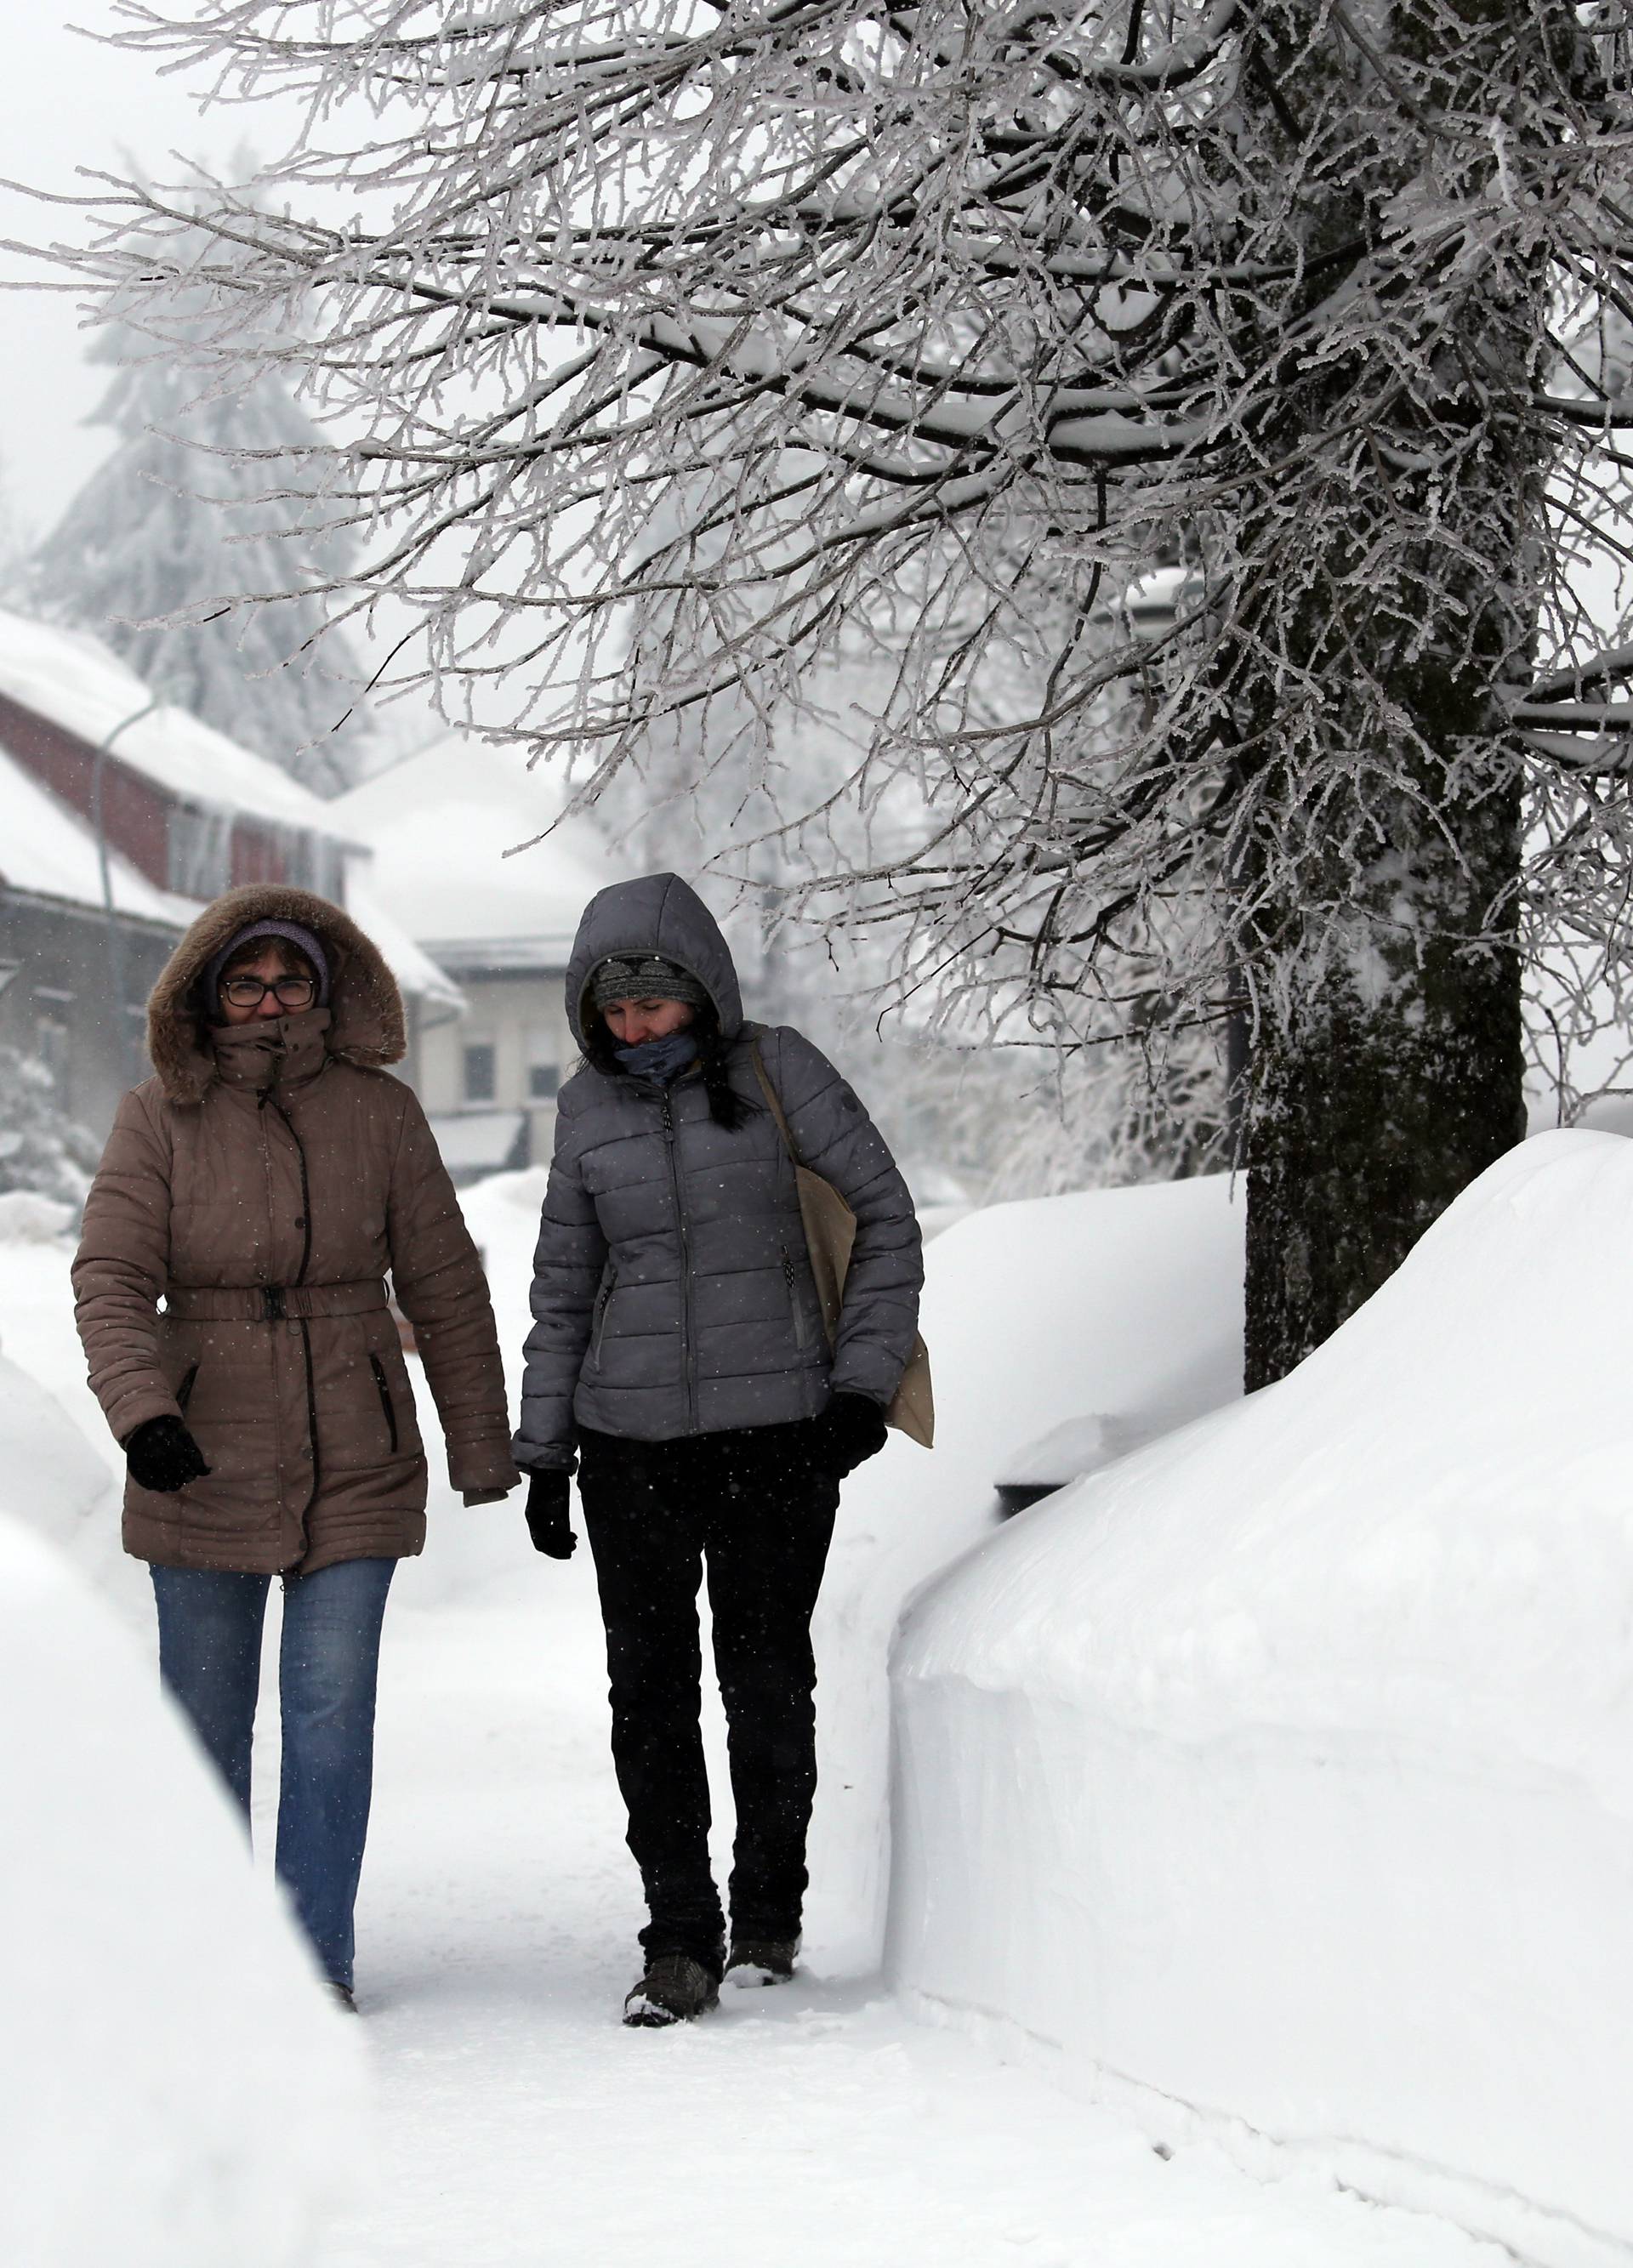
[{"xmin": 513, "ymin": 874, "xmax": 923, "ymax": 1467}]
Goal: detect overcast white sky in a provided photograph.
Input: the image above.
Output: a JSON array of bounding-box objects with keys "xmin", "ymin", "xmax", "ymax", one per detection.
[{"xmin": 0, "ymin": 5, "xmax": 300, "ymax": 544}]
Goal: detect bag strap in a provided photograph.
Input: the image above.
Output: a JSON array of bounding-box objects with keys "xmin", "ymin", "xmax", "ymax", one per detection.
[{"xmin": 749, "ymin": 1042, "xmax": 802, "ymax": 1167}]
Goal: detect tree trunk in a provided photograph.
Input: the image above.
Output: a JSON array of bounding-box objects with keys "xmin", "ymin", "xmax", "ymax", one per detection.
[
  {"xmin": 1238, "ymin": 0, "xmax": 1550, "ymax": 1389},
  {"xmin": 1243, "ymin": 782, "xmax": 1526, "ymax": 1390}
]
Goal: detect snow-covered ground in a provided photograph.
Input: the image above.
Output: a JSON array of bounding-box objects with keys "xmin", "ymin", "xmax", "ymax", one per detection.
[
  {"xmin": 890, "ymin": 1131, "xmax": 1633, "ymax": 2268},
  {"xmin": 309, "ymin": 1577, "xmax": 1508, "ymax": 2268},
  {"xmin": 0, "ymin": 1162, "xmax": 1563, "ymax": 2267}
]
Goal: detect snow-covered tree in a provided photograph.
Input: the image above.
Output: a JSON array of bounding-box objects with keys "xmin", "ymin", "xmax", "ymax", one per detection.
[
  {"xmin": 0, "ymin": 1048, "xmax": 100, "ymax": 1209},
  {"xmin": 36, "ymin": 1, "xmax": 1633, "ymax": 1377},
  {"xmin": 31, "ymin": 300, "xmax": 370, "ymax": 795},
  {"xmin": 599, "ymin": 480, "xmax": 1216, "ymax": 1194},
  {"xmin": 0, "ymin": 455, "xmax": 29, "ymax": 610}
]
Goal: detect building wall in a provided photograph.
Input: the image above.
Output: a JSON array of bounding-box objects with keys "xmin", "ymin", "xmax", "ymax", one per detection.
[
  {"xmin": 413, "ymin": 966, "xmax": 576, "ymax": 1170},
  {"xmin": 0, "ymin": 891, "xmax": 180, "ymax": 1143}
]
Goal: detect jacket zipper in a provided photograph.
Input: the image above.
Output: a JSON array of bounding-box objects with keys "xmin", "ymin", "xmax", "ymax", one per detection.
[
  {"xmin": 368, "ymin": 1353, "xmax": 400, "ymax": 1452},
  {"xmin": 265, "ymin": 1092, "xmax": 321, "ymax": 1542},
  {"xmin": 267, "ymin": 1095, "xmax": 315, "ymax": 1287},
  {"xmin": 659, "ymin": 1089, "xmax": 697, "ymax": 1430},
  {"xmin": 781, "ymin": 1247, "xmax": 809, "ymax": 1350}
]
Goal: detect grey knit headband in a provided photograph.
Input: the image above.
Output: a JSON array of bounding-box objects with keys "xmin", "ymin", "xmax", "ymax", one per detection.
[
  {"xmin": 590, "ymin": 953, "xmax": 709, "ymax": 1015},
  {"xmin": 207, "ymin": 919, "xmax": 332, "ymax": 1008}
]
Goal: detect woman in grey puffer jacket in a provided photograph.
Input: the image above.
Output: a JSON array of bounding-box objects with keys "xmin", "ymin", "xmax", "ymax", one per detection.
[{"xmin": 514, "ymin": 874, "xmax": 923, "ymax": 2027}]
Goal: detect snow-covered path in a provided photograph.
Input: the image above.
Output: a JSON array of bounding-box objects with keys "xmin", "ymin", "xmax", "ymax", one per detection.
[
  {"xmin": 0, "ymin": 1214, "xmax": 1519, "ymax": 2266},
  {"xmin": 311, "ymin": 1578, "xmax": 1506, "ymax": 2268}
]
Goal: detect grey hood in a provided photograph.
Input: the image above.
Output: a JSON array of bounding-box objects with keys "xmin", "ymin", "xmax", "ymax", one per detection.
[{"xmin": 564, "ymin": 873, "xmax": 743, "ymax": 1049}]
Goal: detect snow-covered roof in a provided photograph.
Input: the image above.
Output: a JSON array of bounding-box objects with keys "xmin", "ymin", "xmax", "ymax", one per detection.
[
  {"xmin": 330, "ymin": 736, "xmax": 623, "ymax": 964},
  {"xmin": 0, "ymin": 608, "xmax": 363, "ymax": 843},
  {"xmin": 0, "ymin": 740, "xmax": 460, "ymax": 1008},
  {"xmin": 0, "ymin": 745, "xmax": 196, "ymax": 928},
  {"xmin": 343, "ymin": 875, "xmax": 464, "ymax": 1015}
]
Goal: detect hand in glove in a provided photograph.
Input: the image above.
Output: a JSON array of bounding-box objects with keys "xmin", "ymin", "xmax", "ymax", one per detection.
[
  {"xmin": 523, "ymin": 1467, "xmax": 577, "ymax": 1560},
  {"xmin": 811, "ymin": 1391, "xmax": 889, "ymax": 1480},
  {"xmin": 125, "ymin": 1414, "xmax": 212, "ymax": 1494}
]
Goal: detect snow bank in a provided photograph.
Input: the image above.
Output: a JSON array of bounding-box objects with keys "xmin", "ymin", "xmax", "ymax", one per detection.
[
  {"xmin": 0, "ymin": 1189, "xmax": 77, "ymax": 1242},
  {"xmin": 0, "ymin": 1517, "xmax": 368, "ymax": 2267},
  {"xmin": 0, "ymin": 1202, "xmax": 151, "ymax": 1622},
  {"xmin": 459, "ymin": 1162, "xmax": 551, "ymax": 1353},
  {"xmin": 0, "ymin": 1346, "xmax": 143, "ymax": 1618},
  {"xmin": 888, "ymin": 1131, "xmax": 1633, "ymax": 2268},
  {"xmin": 384, "ymin": 1164, "xmax": 552, "ymax": 1609},
  {"xmin": 808, "ymin": 1172, "xmax": 1243, "ymax": 1965}
]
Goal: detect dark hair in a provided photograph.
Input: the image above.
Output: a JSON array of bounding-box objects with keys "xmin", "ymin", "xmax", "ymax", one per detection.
[{"xmin": 583, "ymin": 1001, "xmax": 752, "ymax": 1131}]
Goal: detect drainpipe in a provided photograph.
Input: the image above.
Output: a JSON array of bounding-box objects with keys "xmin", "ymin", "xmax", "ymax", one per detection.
[{"xmin": 91, "ymin": 696, "xmax": 161, "ymax": 1081}]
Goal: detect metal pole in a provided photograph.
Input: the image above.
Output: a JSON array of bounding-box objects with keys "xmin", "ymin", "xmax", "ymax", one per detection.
[{"xmin": 91, "ymin": 696, "xmax": 161, "ymax": 1080}]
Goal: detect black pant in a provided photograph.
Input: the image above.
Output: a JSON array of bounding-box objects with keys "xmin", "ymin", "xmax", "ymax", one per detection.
[{"xmin": 578, "ymin": 1425, "xmax": 840, "ymax": 1967}]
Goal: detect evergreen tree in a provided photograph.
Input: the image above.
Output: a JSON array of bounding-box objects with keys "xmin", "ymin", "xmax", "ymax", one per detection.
[
  {"xmin": 0, "ymin": 454, "xmax": 28, "ymax": 611},
  {"xmin": 32, "ymin": 310, "xmax": 367, "ymax": 795},
  {"xmin": 0, "ymin": 1047, "xmax": 100, "ymax": 1210}
]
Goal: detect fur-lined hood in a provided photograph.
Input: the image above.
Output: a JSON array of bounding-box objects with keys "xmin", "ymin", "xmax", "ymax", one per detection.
[{"xmin": 146, "ymin": 884, "xmax": 407, "ymax": 1105}]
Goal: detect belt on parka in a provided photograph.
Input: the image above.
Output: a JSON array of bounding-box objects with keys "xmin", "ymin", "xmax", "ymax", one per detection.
[{"xmin": 162, "ymin": 1280, "xmax": 389, "ymax": 1322}]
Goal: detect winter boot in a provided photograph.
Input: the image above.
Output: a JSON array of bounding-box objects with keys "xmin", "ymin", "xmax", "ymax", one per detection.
[
  {"xmin": 622, "ymin": 1952, "xmax": 721, "ymax": 2028},
  {"xmin": 724, "ymin": 1936, "xmax": 799, "ymax": 1988}
]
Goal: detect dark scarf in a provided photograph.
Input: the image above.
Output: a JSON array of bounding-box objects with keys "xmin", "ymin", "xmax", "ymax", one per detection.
[{"xmin": 613, "ymin": 1032, "xmax": 700, "ymax": 1084}]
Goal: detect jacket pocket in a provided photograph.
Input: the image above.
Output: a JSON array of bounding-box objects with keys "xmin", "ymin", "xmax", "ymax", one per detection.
[
  {"xmin": 591, "ymin": 1269, "xmax": 617, "ymax": 1368},
  {"xmin": 781, "ymin": 1248, "xmax": 809, "ymax": 1351},
  {"xmin": 175, "ymin": 1362, "xmax": 199, "ymax": 1415},
  {"xmin": 368, "ymin": 1352, "xmax": 400, "ymax": 1453}
]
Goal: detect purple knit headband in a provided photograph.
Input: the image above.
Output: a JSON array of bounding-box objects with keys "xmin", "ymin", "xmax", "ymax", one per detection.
[{"xmin": 207, "ymin": 919, "xmax": 332, "ymax": 1007}]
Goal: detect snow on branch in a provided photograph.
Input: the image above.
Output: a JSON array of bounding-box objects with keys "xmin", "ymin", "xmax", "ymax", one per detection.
[
  {"xmin": 1525, "ymin": 639, "xmax": 1633, "ymax": 703},
  {"xmin": 15, "ymin": 0, "xmax": 1633, "ymax": 1092}
]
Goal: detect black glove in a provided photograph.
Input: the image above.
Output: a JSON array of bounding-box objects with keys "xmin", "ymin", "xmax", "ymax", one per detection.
[
  {"xmin": 125, "ymin": 1414, "xmax": 212, "ymax": 1494},
  {"xmin": 811, "ymin": 1392, "xmax": 889, "ymax": 1480},
  {"xmin": 523, "ymin": 1467, "xmax": 577, "ymax": 1560}
]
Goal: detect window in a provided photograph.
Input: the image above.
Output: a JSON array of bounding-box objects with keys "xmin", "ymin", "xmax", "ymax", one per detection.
[
  {"xmin": 463, "ymin": 1042, "xmax": 497, "ymax": 1104},
  {"xmin": 35, "ymin": 1015, "xmax": 70, "ymax": 1084},
  {"xmin": 526, "ymin": 1025, "xmax": 560, "ymax": 1102}
]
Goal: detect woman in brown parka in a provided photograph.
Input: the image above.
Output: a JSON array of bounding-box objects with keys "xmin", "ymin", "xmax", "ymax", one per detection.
[{"xmin": 73, "ymin": 884, "xmax": 519, "ymax": 2006}]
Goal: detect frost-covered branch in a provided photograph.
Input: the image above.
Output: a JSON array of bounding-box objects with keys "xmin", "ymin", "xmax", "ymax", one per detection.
[{"xmin": 13, "ymin": 0, "xmax": 1633, "ymax": 1113}]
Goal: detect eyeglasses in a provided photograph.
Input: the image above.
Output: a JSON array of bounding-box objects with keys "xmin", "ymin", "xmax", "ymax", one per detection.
[{"xmin": 220, "ymin": 975, "xmax": 317, "ymax": 1010}]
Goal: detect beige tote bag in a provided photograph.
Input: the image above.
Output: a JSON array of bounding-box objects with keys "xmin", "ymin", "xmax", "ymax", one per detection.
[{"xmin": 750, "ymin": 1044, "xmax": 934, "ymax": 1449}]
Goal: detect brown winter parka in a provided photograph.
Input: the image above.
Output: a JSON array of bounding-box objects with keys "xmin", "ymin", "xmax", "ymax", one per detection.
[{"xmin": 73, "ymin": 884, "xmax": 520, "ymax": 1576}]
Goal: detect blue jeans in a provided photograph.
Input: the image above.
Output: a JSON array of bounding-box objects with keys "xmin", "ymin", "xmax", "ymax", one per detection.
[{"xmin": 150, "ymin": 1558, "xmax": 395, "ymax": 1990}]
